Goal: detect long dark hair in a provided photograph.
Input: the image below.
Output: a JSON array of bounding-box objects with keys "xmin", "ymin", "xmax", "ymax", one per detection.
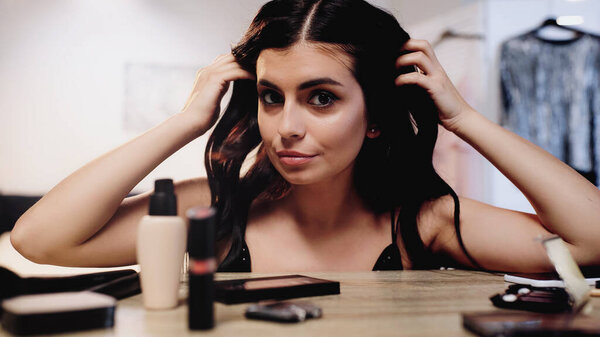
[{"xmin": 205, "ymin": 0, "xmax": 479, "ymax": 270}]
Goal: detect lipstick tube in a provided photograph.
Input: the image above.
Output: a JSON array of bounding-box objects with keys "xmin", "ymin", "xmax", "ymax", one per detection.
[{"xmin": 186, "ymin": 206, "xmax": 216, "ymax": 330}]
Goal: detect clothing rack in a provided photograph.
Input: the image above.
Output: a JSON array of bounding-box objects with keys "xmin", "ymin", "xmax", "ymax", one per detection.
[{"xmin": 432, "ymin": 29, "xmax": 485, "ymax": 47}]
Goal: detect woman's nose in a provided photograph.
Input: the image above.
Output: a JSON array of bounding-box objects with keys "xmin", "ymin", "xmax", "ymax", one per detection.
[{"xmin": 278, "ymin": 102, "xmax": 306, "ymax": 140}]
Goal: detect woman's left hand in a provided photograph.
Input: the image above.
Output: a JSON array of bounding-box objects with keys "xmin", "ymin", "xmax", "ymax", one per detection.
[{"xmin": 395, "ymin": 39, "xmax": 476, "ymax": 133}]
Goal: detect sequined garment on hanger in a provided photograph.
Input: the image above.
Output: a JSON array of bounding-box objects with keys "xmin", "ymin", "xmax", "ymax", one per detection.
[{"xmin": 500, "ymin": 32, "xmax": 600, "ymax": 185}]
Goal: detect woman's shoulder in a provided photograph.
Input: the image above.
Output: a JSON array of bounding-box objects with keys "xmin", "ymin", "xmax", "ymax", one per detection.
[
  {"xmin": 397, "ymin": 194, "xmax": 456, "ymax": 250},
  {"xmin": 174, "ymin": 177, "xmax": 212, "ymax": 213}
]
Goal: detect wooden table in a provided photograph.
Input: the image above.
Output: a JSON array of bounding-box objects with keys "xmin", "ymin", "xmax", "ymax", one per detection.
[
  {"xmin": 2, "ymin": 230, "xmax": 600, "ymax": 337},
  {"xmin": 1, "ymin": 270, "xmax": 542, "ymax": 337}
]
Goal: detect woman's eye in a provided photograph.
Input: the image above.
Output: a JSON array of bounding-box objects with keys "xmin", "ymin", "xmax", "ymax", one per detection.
[
  {"xmin": 260, "ymin": 90, "xmax": 283, "ymax": 105},
  {"xmin": 308, "ymin": 91, "xmax": 337, "ymax": 107}
]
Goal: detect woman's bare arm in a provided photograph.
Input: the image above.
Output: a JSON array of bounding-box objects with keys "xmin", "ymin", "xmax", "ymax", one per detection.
[
  {"xmin": 10, "ymin": 115, "xmax": 206, "ymax": 267},
  {"xmin": 396, "ymin": 39, "xmax": 600, "ymax": 271},
  {"xmin": 446, "ymin": 112, "xmax": 600, "ymax": 271},
  {"xmin": 10, "ymin": 54, "xmax": 253, "ymax": 267}
]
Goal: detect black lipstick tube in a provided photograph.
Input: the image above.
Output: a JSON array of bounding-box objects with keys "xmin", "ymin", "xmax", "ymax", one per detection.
[{"xmin": 186, "ymin": 206, "xmax": 216, "ymax": 330}]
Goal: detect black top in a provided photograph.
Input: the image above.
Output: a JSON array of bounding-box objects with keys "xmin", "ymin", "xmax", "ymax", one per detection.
[{"xmin": 218, "ymin": 210, "xmax": 403, "ymax": 272}]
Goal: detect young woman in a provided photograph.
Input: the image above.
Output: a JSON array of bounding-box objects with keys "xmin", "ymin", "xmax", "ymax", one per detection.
[{"xmin": 11, "ymin": 0, "xmax": 600, "ymax": 272}]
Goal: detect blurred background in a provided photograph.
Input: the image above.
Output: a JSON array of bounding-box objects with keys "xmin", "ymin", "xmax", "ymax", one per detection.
[{"xmin": 1, "ymin": 0, "xmax": 600, "ymax": 234}]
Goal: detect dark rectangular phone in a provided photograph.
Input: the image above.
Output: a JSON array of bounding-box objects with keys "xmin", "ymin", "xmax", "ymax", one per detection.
[
  {"xmin": 214, "ymin": 275, "xmax": 340, "ymax": 304},
  {"xmin": 463, "ymin": 311, "xmax": 600, "ymax": 337}
]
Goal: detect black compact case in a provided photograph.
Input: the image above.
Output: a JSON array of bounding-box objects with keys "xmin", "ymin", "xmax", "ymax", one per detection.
[
  {"xmin": 1, "ymin": 291, "xmax": 116, "ymax": 336},
  {"xmin": 490, "ymin": 284, "xmax": 572, "ymax": 313},
  {"xmin": 214, "ymin": 275, "xmax": 340, "ymax": 304}
]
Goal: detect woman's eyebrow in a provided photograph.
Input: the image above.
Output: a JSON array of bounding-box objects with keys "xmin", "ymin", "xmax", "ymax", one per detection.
[
  {"xmin": 298, "ymin": 78, "xmax": 343, "ymax": 90},
  {"xmin": 257, "ymin": 77, "xmax": 343, "ymax": 91}
]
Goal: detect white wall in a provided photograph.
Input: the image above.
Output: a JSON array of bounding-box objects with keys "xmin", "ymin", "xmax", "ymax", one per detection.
[{"xmin": 0, "ymin": 0, "xmax": 263, "ymax": 195}]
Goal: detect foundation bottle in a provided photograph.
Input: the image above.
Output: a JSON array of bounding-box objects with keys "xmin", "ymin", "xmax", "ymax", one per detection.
[{"xmin": 137, "ymin": 178, "xmax": 187, "ymax": 310}]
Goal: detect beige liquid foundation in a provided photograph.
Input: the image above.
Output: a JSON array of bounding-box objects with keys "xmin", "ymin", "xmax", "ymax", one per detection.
[{"xmin": 136, "ymin": 179, "xmax": 187, "ymax": 310}]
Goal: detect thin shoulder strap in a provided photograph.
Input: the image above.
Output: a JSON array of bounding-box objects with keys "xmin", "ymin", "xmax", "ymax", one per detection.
[{"xmin": 448, "ymin": 189, "xmax": 483, "ymax": 270}]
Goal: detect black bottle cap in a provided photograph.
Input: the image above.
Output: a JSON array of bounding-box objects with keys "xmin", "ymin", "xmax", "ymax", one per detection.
[
  {"xmin": 148, "ymin": 179, "xmax": 177, "ymax": 216},
  {"xmin": 187, "ymin": 207, "xmax": 216, "ymax": 259}
]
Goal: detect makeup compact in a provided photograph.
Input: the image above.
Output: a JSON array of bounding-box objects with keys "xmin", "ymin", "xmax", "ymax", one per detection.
[
  {"xmin": 214, "ymin": 275, "xmax": 340, "ymax": 304},
  {"xmin": 490, "ymin": 284, "xmax": 571, "ymax": 313},
  {"xmin": 1, "ymin": 291, "xmax": 116, "ymax": 335}
]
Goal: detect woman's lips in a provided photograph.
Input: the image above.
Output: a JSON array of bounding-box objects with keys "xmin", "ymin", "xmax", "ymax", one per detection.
[{"xmin": 276, "ymin": 150, "xmax": 318, "ymax": 166}]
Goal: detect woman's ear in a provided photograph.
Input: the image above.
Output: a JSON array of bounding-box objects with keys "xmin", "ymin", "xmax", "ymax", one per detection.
[{"xmin": 366, "ymin": 124, "xmax": 381, "ymax": 139}]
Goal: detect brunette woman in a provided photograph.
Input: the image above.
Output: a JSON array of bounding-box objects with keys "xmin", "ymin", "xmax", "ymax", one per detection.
[{"xmin": 12, "ymin": 0, "xmax": 600, "ymax": 272}]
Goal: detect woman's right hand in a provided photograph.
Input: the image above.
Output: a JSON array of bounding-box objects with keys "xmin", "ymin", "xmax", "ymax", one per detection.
[{"xmin": 181, "ymin": 53, "xmax": 255, "ymax": 133}]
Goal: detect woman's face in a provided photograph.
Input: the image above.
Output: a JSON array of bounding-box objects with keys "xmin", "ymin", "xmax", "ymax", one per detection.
[{"xmin": 256, "ymin": 42, "xmax": 368, "ymax": 186}]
